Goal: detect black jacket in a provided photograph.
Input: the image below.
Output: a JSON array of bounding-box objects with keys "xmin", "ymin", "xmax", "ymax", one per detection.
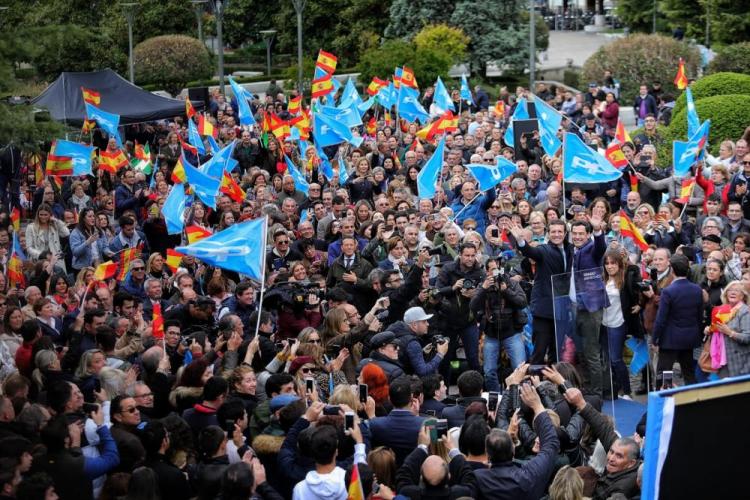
[
  {"xmin": 357, "ymin": 351, "xmax": 405, "ymax": 382},
  {"xmin": 190, "ymin": 455, "xmax": 230, "ymax": 500},
  {"xmin": 396, "ymin": 447, "xmax": 477, "ymax": 499},
  {"xmin": 380, "ymin": 263, "xmax": 424, "ymax": 328},
  {"xmin": 470, "ymin": 279, "xmax": 528, "ymax": 339},
  {"xmin": 436, "ymin": 259, "xmax": 485, "ymax": 330},
  {"xmin": 144, "ymin": 454, "xmax": 193, "ymax": 500},
  {"xmin": 441, "ymin": 396, "xmax": 487, "ymax": 429}
]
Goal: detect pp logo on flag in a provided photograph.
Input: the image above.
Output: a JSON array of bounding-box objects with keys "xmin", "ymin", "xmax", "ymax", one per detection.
[{"xmin": 571, "ymin": 156, "xmax": 610, "ymax": 176}]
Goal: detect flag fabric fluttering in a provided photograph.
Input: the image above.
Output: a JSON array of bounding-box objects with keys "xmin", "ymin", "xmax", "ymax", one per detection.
[
  {"xmin": 504, "ymin": 98, "xmax": 530, "ymax": 148},
  {"xmin": 465, "ymin": 156, "xmax": 518, "ymax": 192},
  {"xmin": 416, "ymin": 136, "xmax": 446, "ymax": 199},
  {"xmin": 98, "ymin": 148, "xmax": 129, "ymax": 174},
  {"xmin": 185, "ymin": 98, "xmax": 196, "ymax": 119},
  {"xmin": 131, "ymin": 142, "xmax": 153, "ymax": 174},
  {"xmin": 176, "ymin": 217, "xmax": 267, "ymax": 281},
  {"xmin": 625, "ymin": 337, "xmax": 650, "ymax": 375},
  {"xmin": 347, "ymin": 463, "xmax": 365, "ymax": 500},
  {"xmin": 284, "ymin": 156, "xmax": 310, "ymax": 196},
  {"xmin": 171, "ymin": 154, "xmax": 188, "ymax": 184},
  {"xmin": 81, "ymin": 87, "xmax": 101, "ymax": 106},
  {"xmin": 8, "ymin": 233, "xmax": 25, "ymax": 289},
  {"xmin": 311, "ymin": 75, "xmax": 334, "ymax": 99},
  {"xmin": 367, "ymin": 77, "xmax": 388, "ymax": 96},
  {"xmin": 397, "ymin": 85, "xmax": 430, "ymax": 124},
  {"xmin": 50, "ymin": 140, "xmax": 95, "ymax": 176},
  {"xmin": 288, "ymin": 96, "xmax": 302, "ymax": 116},
  {"xmin": 615, "ymin": 119, "xmax": 632, "ymax": 145},
  {"xmin": 316, "ymin": 50, "xmax": 338, "ymax": 74},
  {"xmin": 10, "ymin": 207, "xmax": 20, "ymax": 233},
  {"xmin": 165, "ymin": 249, "xmax": 184, "ymax": 274},
  {"xmin": 152, "ymin": 302, "xmax": 165, "ymax": 339},
  {"xmin": 84, "ymin": 102, "xmax": 122, "ymax": 147},
  {"xmin": 198, "ymin": 114, "xmax": 218, "ymax": 138},
  {"xmin": 673, "ymin": 119, "xmax": 711, "ymax": 177},
  {"xmin": 685, "ymin": 87, "xmax": 700, "ymax": 138},
  {"xmin": 674, "ymin": 177, "xmax": 696, "ymax": 204},
  {"xmin": 220, "ymin": 171, "xmax": 246, "ymax": 203},
  {"xmin": 94, "ymin": 261, "xmax": 118, "ymax": 281},
  {"xmin": 493, "ymin": 100, "xmax": 505, "ymax": 118},
  {"xmin": 533, "ymin": 97, "xmax": 563, "ymax": 156},
  {"xmin": 117, "ymin": 247, "xmax": 140, "ymax": 281},
  {"xmin": 186, "ymin": 225, "xmax": 213, "ymax": 244},
  {"xmin": 460, "ymin": 74, "xmax": 474, "ymax": 105},
  {"xmin": 163, "ymin": 185, "xmax": 190, "ymax": 235},
  {"xmin": 674, "ymin": 57, "xmax": 688, "ymax": 90},
  {"xmin": 619, "ymin": 210, "xmax": 648, "ymax": 251},
  {"xmin": 604, "ymin": 142, "xmax": 628, "ymax": 169},
  {"xmin": 630, "ymin": 172, "xmax": 639, "ymax": 192},
  {"xmin": 228, "ymin": 76, "xmax": 256, "ymax": 126},
  {"xmin": 183, "ymin": 156, "xmax": 221, "ymax": 209},
  {"xmin": 188, "ymin": 119, "xmax": 207, "ymax": 155},
  {"xmin": 433, "ymin": 76, "xmax": 455, "ymax": 113},
  {"xmin": 399, "ymin": 66, "xmax": 418, "ymax": 89},
  {"xmin": 562, "ymin": 133, "xmax": 623, "ymax": 184},
  {"xmin": 313, "ymin": 112, "xmax": 363, "ymax": 148}
]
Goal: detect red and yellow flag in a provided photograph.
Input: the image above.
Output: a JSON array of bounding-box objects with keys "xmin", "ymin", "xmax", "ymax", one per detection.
[
  {"xmin": 674, "ymin": 57, "xmax": 688, "ymax": 90},
  {"xmin": 367, "ymin": 77, "xmax": 387, "ymax": 96},
  {"xmin": 94, "ymin": 261, "xmax": 118, "ymax": 281},
  {"xmin": 675, "ymin": 177, "xmax": 696, "ymax": 204},
  {"xmin": 290, "ymin": 111, "xmax": 311, "ymax": 140},
  {"xmin": 82, "ymin": 119, "xmax": 96, "ymax": 134},
  {"xmin": 268, "ymin": 113, "xmax": 290, "ymax": 141},
  {"xmin": 630, "ymin": 172, "xmax": 639, "ymax": 192},
  {"xmin": 81, "ymin": 87, "xmax": 101, "ymax": 106},
  {"xmin": 186, "ymin": 225, "xmax": 212, "ymax": 244},
  {"xmin": 10, "ymin": 207, "xmax": 20, "ymax": 233},
  {"xmin": 186, "ymin": 98, "xmax": 196, "ymax": 119},
  {"xmin": 288, "ymin": 96, "xmax": 302, "ymax": 116},
  {"xmin": 604, "ymin": 142, "xmax": 628, "ymax": 169},
  {"xmin": 347, "ymin": 463, "xmax": 365, "ymax": 500},
  {"xmin": 316, "ymin": 49, "xmax": 338, "ymax": 74},
  {"xmin": 152, "ymin": 302, "xmax": 165, "ymax": 340},
  {"xmin": 220, "ymin": 171, "xmax": 246, "ymax": 203},
  {"xmin": 436, "ymin": 111, "xmax": 458, "ymax": 134},
  {"xmin": 198, "ymin": 114, "xmax": 218, "ymax": 138},
  {"xmin": 494, "ymin": 100, "xmax": 506, "ymax": 117},
  {"xmin": 46, "ymin": 152, "xmax": 73, "ymax": 176},
  {"xmin": 7, "ymin": 251, "xmax": 24, "ymax": 289},
  {"xmin": 99, "ymin": 149, "xmax": 129, "ymax": 173},
  {"xmin": 400, "ymin": 66, "xmax": 418, "ymax": 89},
  {"xmin": 619, "ymin": 210, "xmax": 648, "ymax": 251},
  {"xmin": 171, "ymin": 155, "xmax": 187, "ymax": 184},
  {"xmin": 366, "ymin": 117, "xmax": 376, "ymax": 136},
  {"xmin": 615, "ymin": 119, "xmax": 632, "ymax": 145},
  {"xmin": 117, "ymin": 247, "xmax": 141, "ymax": 281},
  {"xmin": 165, "ymin": 249, "xmax": 184, "ymax": 274},
  {"xmin": 311, "ymin": 75, "xmax": 334, "ymax": 99}
]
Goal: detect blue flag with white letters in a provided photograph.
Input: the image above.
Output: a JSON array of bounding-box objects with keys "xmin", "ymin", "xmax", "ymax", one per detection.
[
  {"xmin": 416, "ymin": 136, "xmax": 446, "ymax": 199},
  {"xmin": 84, "ymin": 103, "xmax": 122, "ymax": 147},
  {"xmin": 163, "ymin": 185, "xmax": 191, "ymax": 235},
  {"xmin": 284, "ymin": 155, "xmax": 309, "ymax": 196},
  {"xmin": 466, "ymin": 156, "xmax": 518, "ymax": 192},
  {"xmin": 319, "ymin": 104, "xmax": 363, "ymax": 129},
  {"xmin": 313, "ymin": 112, "xmax": 363, "ymax": 148},
  {"xmin": 504, "ymin": 98, "xmax": 529, "ymax": 148},
  {"xmin": 673, "ymin": 119, "xmax": 711, "ymax": 177},
  {"xmin": 460, "ymin": 74, "xmax": 473, "ymax": 105},
  {"xmin": 433, "ymin": 76, "xmax": 454, "ymax": 113},
  {"xmin": 184, "ymin": 156, "xmax": 220, "ymax": 209},
  {"xmin": 51, "ymin": 139, "xmax": 94, "ymax": 176},
  {"xmin": 562, "ymin": 132, "xmax": 623, "ymax": 183},
  {"xmin": 397, "ymin": 85, "xmax": 430, "ymax": 124},
  {"xmin": 533, "ymin": 97, "xmax": 563, "ymax": 156},
  {"xmin": 188, "ymin": 119, "xmax": 206, "ymax": 155},
  {"xmin": 176, "ymin": 217, "xmax": 267, "ymax": 280}
]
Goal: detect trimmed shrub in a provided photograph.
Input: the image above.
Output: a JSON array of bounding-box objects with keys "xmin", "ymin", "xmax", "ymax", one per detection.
[
  {"xmin": 582, "ymin": 34, "xmax": 700, "ymax": 103},
  {"xmin": 669, "ymin": 95, "xmax": 750, "ymax": 155},
  {"xmin": 707, "ymin": 43, "xmax": 750, "ymax": 76},
  {"xmin": 134, "ymin": 35, "xmax": 212, "ymax": 96},
  {"xmin": 672, "ymin": 72, "xmax": 750, "ymax": 116}
]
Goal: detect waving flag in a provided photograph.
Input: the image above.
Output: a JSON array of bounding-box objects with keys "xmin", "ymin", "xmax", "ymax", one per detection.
[
  {"xmin": 626, "ymin": 337, "xmax": 650, "ymax": 375},
  {"xmin": 313, "ymin": 112, "xmax": 363, "ymax": 148},
  {"xmin": 186, "ymin": 225, "xmax": 213, "ymax": 244},
  {"xmin": 494, "ymin": 100, "xmax": 506, "ymax": 117},
  {"xmin": 319, "ymin": 104, "xmax": 362, "ymax": 129},
  {"xmin": 460, "ymin": 75, "xmax": 473, "ymax": 105},
  {"xmin": 163, "ymin": 185, "xmax": 190, "ymax": 234},
  {"xmin": 188, "ymin": 119, "xmax": 206, "ymax": 155},
  {"xmin": 466, "ymin": 156, "xmax": 518, "ymax": 192},
  {"xmin": 504, "ymin": 98, "xmax": 529, "ymax": 148},
  {"xmin": 433, "ymin": 76, "xmax": 454, "ymax": 113},
  {"xmin": 337, "ymin": 156, "xmax": 349, "ymax": 185},
  {"xmin": 185, "ymin": 98, "xmax": 196, "ymax": 119},
  {"xmin": 397, "ymin": 85, "xmax": 430, "ymax": 124},
  {"xmin": 604, "ymin": 142, "xmax": 628, "ymax": 169},
  {"xmin": 674, "ymin": 58, "xmax": 688, "ymax": 90},
  {"xmin": 673, "ymin": 119, "xmax": 711, "ymax": 177},
  {"xmin": 377, "ymin": 82, "xmax": 397, "ymax": 110},
  {"xmin": 220, "ymin": 171, "xmax": 245, "ymax": 203},
  {"xmin": 94, "ymin": 261, "xmax": 118, "ymax": 281},
  {"xmin": 316, "ymin": 50, "xmax": 337, "ymax": 74},
  {"xmin": 400, "ymin": 66, "xmax": 418, "ymax": 89},
  {"xmin": 176, "ymin": 217, "xmax": 267, "ymax": 280},
  {"xmin": 51, "ymin": 139, "xmax": 95, "ymax": 176},
  {"xmin": 416, "ymin": 136, "xmax": 446, "ymax": 199},
  {"xmin": 184, "ymin": 157, "xmax": 221, "ymax": 209},
  {"xmin": 198, "ymin": 114, "xmax": 218, "ymax": 138},
  {"xmin": 98, "ymin": 148, "xmax": 129, "ymax": 174},
  {"xmin": 178, "ymin": 134, "xmax": 198, "ymax": 157},
  {"xmin": 81, "ymin": 87, "xmax": 100, "ymax": 106},
  {"xmin": 85, "ymin": 103, "xmax": 122, "ymax": 147},
  {"xmin": 288, "ymin": 96, "xmax": 302, "ymax": 116},
  {"xmin": 8, "ymin": 233, "xmax": 25, "ymax": 289},
  {"xmin": 172, "ymin": 154, "xmax": 188, "ymax": 184},
  {"xmin": 685, "ymin": 87, "xmax": 700, "ymax": 138},
  {"xmin": 562, "ymin": 132, "xmax": 623, "ymax": 183},
  {"xmin": 533, "ymin": 97, "xmax": 563, "ymax": 156},
  {"xmin": 151, "ymin": 302, "xmax": 165, "ymax": 339},
  {"xmin": 284, "ymin": 155, "xmax": 309, "ymax": 196},
  {"xmin": 311, "ymin": 75, "xmax": 334, "ymax": 99},
  {"xmin": 46, "ymin": 154, "xmax": 72, "ymax": 176},
  {"xmin": 132, "ymin": 142, "xmax": 152, "ymax": 174},
  {"xmin": 117, "ymin": 247, "xmax": 140, "ymax": 281},
  {"xmin": 615, "ymin": 119, "xmax": 632, "ymax": 145},
  {"xmin": 367, "ymin": 77, "xmax": 387, "ymax": 96},
  {"xmin": 165, "ymin": 249, "xmax": 184, "ymax": 273},
  {"xmin": 366, "ymin": 117, "xmax": 376, "ymax": 136},
  {"xmin": 674, "ymin": 177, "xmax": 696, "ymax": 204},
  {"xmin": 10, "ymin": 207, "xmax": 20, "ymax": 233},
  {"xmin": 339, "ymin": 78, "xmax": 363, "ymax": 109},
  {"xmin": 347, "ymin": 463, "xmax": 365, "ymax": 500},
  {"xmin": 229, "ymin": 76, "xmax": 256, "ymax": 126},
  {"xmin": 619, "ymin": 210, "xmax": 648, "ymax": 251}
]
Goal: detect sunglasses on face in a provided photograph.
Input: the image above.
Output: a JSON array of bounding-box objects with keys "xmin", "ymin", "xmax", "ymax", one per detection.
[
  {"xmin": 119, "ymin": 407, "xmax": 138, "ymax": 414},
  {"xmin": 301, "ymin": 367, "xmax": 315, "ymax": 374}
]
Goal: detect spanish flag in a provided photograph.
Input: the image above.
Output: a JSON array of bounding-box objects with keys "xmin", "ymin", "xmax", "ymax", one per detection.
[
  {"xmin": 198, "ymin": 114, "xmax": 217, "ymax": 138},
  {"xmin": 171, "ymin": 155, "xmax": 187, "ymax": 184},
  {"xmin": 94, "ymin": 260, "xmax": 118, "ymax": 281},
  {"xmin": 630, "ymin": 172, "xmax": 638, "ymax": 192},
  {"xmin": 268, "ymin": 113, "xmax": 290, "ymax": 141},
  {"xmin": 186, "ymin": 225, "xmax": 212, "ymax": 244},
  {"xmin": 674, "ymin": 57, "xmax": 688, "ymax": 90},
  {"xmin": 46, "ymin": 151, "xmax": 73, "ymax": 176},
  {"xmin": 347, "ymin": 463, "xmax": 365, "ymax": 500},
  {"xmin": 366, "ymin": 117, "xmax": 376, "ymax": 136},
  {"xmin": 400, "ymin": 66, "xmax": 418, "ymax": 89},
  {"xmin": 179, "ymin": 135, "xmax": 198, "ymax": 157},
  {"xmin": 288, "ymin": 96, "xmax": 302, "ymax": 116},
  {"xmin": 152, "ymin": 302, "xmax": 165, "ymax": 340},
  {"xmin": 711, "ymin": 303, "xmax": 740, "ymax": 333},
  {"xmin": 117, "ymin": 247, "xmax": 141, "ymax": 281},
  {"xmin": 81, "ymin": 87, "xmax": 101, "ymax": 106},
  {"xmin": 674, "ymin": 177, "xmax": 696, "ymax": 204},
  {"xmin": 619, "ymin": 210, "xmax": 648, "ymax": 251},
  {"xmin": 82, "ymin": 119, "xmax": 96, "ymax": 134},
  {"xmin": 99, "ymin": 149, "xmax": 129, "ymax": 173},
  {"xmin": 7, "ymin": 251, "xmax": 24, "ymax": 289},
  {"xmin": 311, "ymin": 75, "xmax": 334, "ymax": 98},
  {"xmin": 494, "ymin": 100, "xmax": 506, "ymax": 117},
  {"xmin": 604, "ymin": 142, "xmax": 628, "ymax": 169},
  {"xmin": 10, "ymin": 207, "xmax": 20, "ymax": 233},
  {"xmin": 316, "ymin": 49, "xmax": 338, "ymax": 74},
  {"xmin": 436, "ymin": 111, "xmax": 458, "ymax": 134},
  {"xmin": 220, "ymin": 171, "xmax": 246, "ymax": 203},
  {"xmin": 186, "ymin": 98, "xmax": 196, "ymax": 119},
  {"xmin": 615, "ymin": 119, "xmax": 632, "ymax": 146},
  {"xmin": 165, "ymin": 249, "xmax": 184, "ymax": 273},
  {"xmin": 290, "ymin": 112, "xmax": 311, "ymax": 140},
  {"xmin": 367, "ymin": 77, "xmax": 387, "ymax": 96}
]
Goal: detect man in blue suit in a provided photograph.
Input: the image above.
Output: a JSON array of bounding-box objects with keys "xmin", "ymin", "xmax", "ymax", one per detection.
[
  {"xmin": 653, "ymin": 254, "xmax": 703, "ymax": 386},
  {"xmin": 367, "ymin": 377, "xmax": 424, "ymax": 466}
]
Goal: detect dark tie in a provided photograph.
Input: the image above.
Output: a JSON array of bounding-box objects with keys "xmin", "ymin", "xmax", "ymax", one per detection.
[{"xmin": 345, "ymin": 257, "xmax": 353, "ymax": 269}]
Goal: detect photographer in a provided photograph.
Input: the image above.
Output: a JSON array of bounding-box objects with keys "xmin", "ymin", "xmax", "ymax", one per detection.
[
  {"xmin": 470, "ymin": 258, "xmax": 528, "ymax": 392},
  {"xmin": 275, "ymin": 280, "xmax": 324, "ymax": 341},
  {"xmin": 632, "ymin": 144, "xmax": 668, "ymax": 210},
  {"xmin": 376, "ymin": 249, "xmax": 428, "ymax": 329},
  {"xmin": 389, "ymin": 307, "xmax": 448, "ymax": 377}
]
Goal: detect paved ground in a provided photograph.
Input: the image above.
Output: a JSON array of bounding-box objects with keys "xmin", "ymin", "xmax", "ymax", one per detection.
[{"xmin": 538, "ymin": 30, "xmax": 614, "ymax": 71}]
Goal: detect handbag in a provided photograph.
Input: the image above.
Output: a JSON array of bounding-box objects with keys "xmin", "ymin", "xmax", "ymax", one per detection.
[{"xmin": 698, "ymin": 335, "xmax": 717, "ymax": 373}]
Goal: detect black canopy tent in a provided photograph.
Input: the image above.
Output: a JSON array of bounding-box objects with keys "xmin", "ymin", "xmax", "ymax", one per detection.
[{"xmin": 31, "ymin": 69, "xmax": 203, "ymax": 125}]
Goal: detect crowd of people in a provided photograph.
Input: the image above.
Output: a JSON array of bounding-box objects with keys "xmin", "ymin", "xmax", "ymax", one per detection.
[{"xmin": 0, "ymin": 72, "xmax": 747, "ymax": 500}]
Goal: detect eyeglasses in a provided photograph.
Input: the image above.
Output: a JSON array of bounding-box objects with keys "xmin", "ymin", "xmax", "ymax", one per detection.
[
  {"xmin": 465, "ymin": 226, "xmax": 477, "ymax": 231},
  {"xmin": 743, "ymin": 161, "xmax": 750, "ymax": 165},
  {"xmin": 308, "ymin": 338, "xmax": 321, "ymax": 344},
  {"xmin": 119, "ymin": 407, "xmax": 138, "ymax": 414},
  {"xmin": 135, "ymin": 392, "xmax": 153, "ymax": 398},
  {"xmin": 491, "ymin": 205, "xmax": 501, "ymax": 209},
  {"xmin": 277, "ymin": 240, "xmax": 289, "ymax": 245},
  {"xmin": 301, "ymin": 367, "xmax": 315, "ymax": 374},
  {"xmin": 132, "ymin": 267, "xmax": 145, "ymax": 271}
]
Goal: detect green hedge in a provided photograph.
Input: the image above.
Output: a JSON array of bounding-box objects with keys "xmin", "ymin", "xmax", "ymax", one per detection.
[
  {"xmin": 670, "ymin": 95, "xmax": 750, "ymax": 154},
  {"xmin": 673, "ymin": 72, "xmax": 750, "ymax": 115},
  {"xmin": 708, "ymin": 43, "xmax": 750, "ymax": 76}
]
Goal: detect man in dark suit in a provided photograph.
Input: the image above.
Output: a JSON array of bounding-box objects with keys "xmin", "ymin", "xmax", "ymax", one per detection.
[
  {"xmin": 511, "ymin": 219, "xmax": 573, "ymax": 364},
  {"xmin": 326, "ymin": 236, "xmax": 373, "ymax": 315},
  {"xmin": 367, "ymin": 377, "xmax": 424, "ymax": 466},
  {"xmin": 653, "ymin": 254, "xmax": 704, "ymax": 386}
]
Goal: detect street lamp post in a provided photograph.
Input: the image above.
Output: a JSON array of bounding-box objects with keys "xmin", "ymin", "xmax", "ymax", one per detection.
[
  {"xmin": 191, "ymin": 0, "xmax": 208, "ymax": 43},
  {"xmin": 291, "ymin": 0, "xmax": 306, "ymax": 94},
  {"xmin": 120, "ymin": 2, "xmax": 139, "ymax": 83},
  {"xmin": 212, "ymin": 0, "xmax": 227, "ymax": 95},
  {"xmin": 259, "ymin": 30, "xmax": 277, "ymax": 77},
  {"xmin": 529, "ymin": 0, "xmax": 536, "ymax": 92}
]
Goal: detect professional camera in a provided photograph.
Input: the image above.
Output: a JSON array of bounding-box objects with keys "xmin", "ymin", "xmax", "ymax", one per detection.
[
  {"xmin": 432, "ymin": 335, "xmax": 449, "ymax": 345},
  {"xmin": 375, "ymin": 309, "xmax": 390, "ymax": 322},
  {"xmin": 265, "ymin": 281, "xmax": 322, "ymax": 309},
  {"xmin": 462, "ymin": 279, "xmax": 476, "ymax": 290}
]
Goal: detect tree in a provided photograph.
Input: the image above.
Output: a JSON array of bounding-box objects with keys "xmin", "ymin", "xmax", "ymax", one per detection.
[
  {"xmin": 357, "ymin": 39, "xmax": 415, "ymax": 84},
  {"xmin": 223, "ymin": 0, "xmax": 278, "ymax": 48},
  {"xmin": 331, "ymin": 0, "xmax": 393, "ymax": 64},
  {"xmin": 272, "ymin": 0, "xmax": 351, "ymax": 65},
  {"xmin": 134, "ymin": 35, "xmax": 213, "ymax": 96},
  {"xmin": 661, "ymin": 0, "xmax": 705, "ymax": 40},
  {"xmin": 708, "ymin": 44, "xmax": 750, "ymax": 75},
  {"xmin": 385, "ymin": 0, "xmax": 455, "ymax": 39},
  {"xmin": 413, "ymin": 24, "xmax": 469, "ymax": 65},
  {"xmin": 450, "ymin": 0, "xmax": 529, "ymax": 74},
  {"xmin": 661, "ymin": 0, "xmax": 750, "ymax": 46},
  {"xmin": 616, "ymin": 0, "xmax": 659, "ymax": 33}
]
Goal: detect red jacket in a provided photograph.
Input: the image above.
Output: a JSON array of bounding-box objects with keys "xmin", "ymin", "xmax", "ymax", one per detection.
[
  {"xmin": 696, "ymin": 167, "xmax": 730, "ymax": 215},
  {"xmin": 15, "ymin": 342, "xmax": 34, "ymax": 377}
]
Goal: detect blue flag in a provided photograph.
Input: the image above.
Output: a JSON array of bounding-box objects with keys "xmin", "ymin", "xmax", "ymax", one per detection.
[
  {"xmin": 314, "ymin": 141, "xmax": 334, "ymax": 180},
  {"xmin": 284, "ymin": 155, "xmax": 309, "ymax": 196},
  {"xmin": 163, "ymin": 185, "xmax": 190, "ymax": 235},
  {"xmin": 673, "ymin": 119, "xmax": 711, "ymax": 177},
  {"xmin": 313, "ymin": 112, "xmax": 363, "ymax": 148},
  {"xmin": 176, "ymin": 217, "xmax": 267, "ymax": 280},
  {"xmin": 625, "ymin": 337, "xmax": 650, "ymax": 375},
  {"xmin": 685, "ymin": 87, "xmax": 700, "ymax": 138},
  {"xmin": 562, "ymin": 132, "xmax": 623, "ymax": 183},
  {"xmin": 331, "ymin": 76, "xmax": 342, "ymax": 97},
  {"xmin": 533, "ymin": 97, "xmax": 563, "ymax": 156},
  {"xmin": 319, "ymin": 104, "xmax": 363, "ymax": 129},
  {"xmin": 460, "ymin": 74, "xmax": 473, "ymax": 105},
  {"xmin": 416, "ymin": 137, "xmax": 446, "ymax": 199},
  {"xmin": 504, "ymin": 98, "xmax": 529, "ymax": 148},
  {"xmin": 52, "ymin": 139, "xmax": 94, "ymax": 176},
  {"xmin": 207, "ymin": 135, "xmax": 220, "ymax": 155},
  {"xmin": 184, "ymin": 156, "xmax": 220, "ymax": 209},
  {"xmin": 84, "ymin": 103, "xmax": 122, "ymax": 147},
  {"xmin": 357, "ymin": 97, "xmax": 375, "ymax": 116},
  {"xmin": 377, "ymin": 82, "xmax": 397, "ymax": 110},
  {"xmin": 339, "ymin": 78, "xmax": 363, "ymax": 109},
  {"xmin": 466, "ymin": 156, "xmax": 518, "ymax": 192},
  {"xmin": 188, "ymin": 119, "xmax": 206, "ymax": 155},
  {"xmin": 229, "ymin": 77, "xmax": 256, "ymax": 126},
  {"xmin": 338, "ymin": 156, "xmax": 349, "ymax": 184},
  {"xmin": 397, "ymin": 85, "xmax": 430, "ymax": 123},
  {"xmin": 433, "ymin": 76, "xmax": 454, "ymax": 113},
  {"xmin": 12, "ymin": 232, "xmax": 25, "ymax": 260},
  {"xmin": 314, "ymin": 65, "xmax": 328, "ymax": 80}
]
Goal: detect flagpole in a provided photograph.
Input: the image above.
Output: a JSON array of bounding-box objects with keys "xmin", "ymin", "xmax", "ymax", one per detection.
[
  {"xmin": 450, "ymin": 192, "xmax": 482, "ymax": 223},
  {"xmin": 252, "ymin": 215, "xmax": 270, "ymax": 340},
  {"xmin": 561, "ymin": 132, "xmax": 567, "ymax": 222}
]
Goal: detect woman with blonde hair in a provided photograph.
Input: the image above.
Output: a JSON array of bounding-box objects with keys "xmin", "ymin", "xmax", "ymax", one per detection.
[
  {"xmin": 548, "ymin": 465, "xmax": 584, "ymax": 500},
  {"xmin": 707, "ymin": 280, "xmax": 750, "ymax": 378}
]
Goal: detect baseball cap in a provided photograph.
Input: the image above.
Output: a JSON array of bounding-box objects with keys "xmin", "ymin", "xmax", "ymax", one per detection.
[
  {"xmin": 404, "ymin": 307, "xmax": 433, "ymax": 323},
  {"xmin": 370, "ymin": 331, "xmax": 397, "ymax": 350}
]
